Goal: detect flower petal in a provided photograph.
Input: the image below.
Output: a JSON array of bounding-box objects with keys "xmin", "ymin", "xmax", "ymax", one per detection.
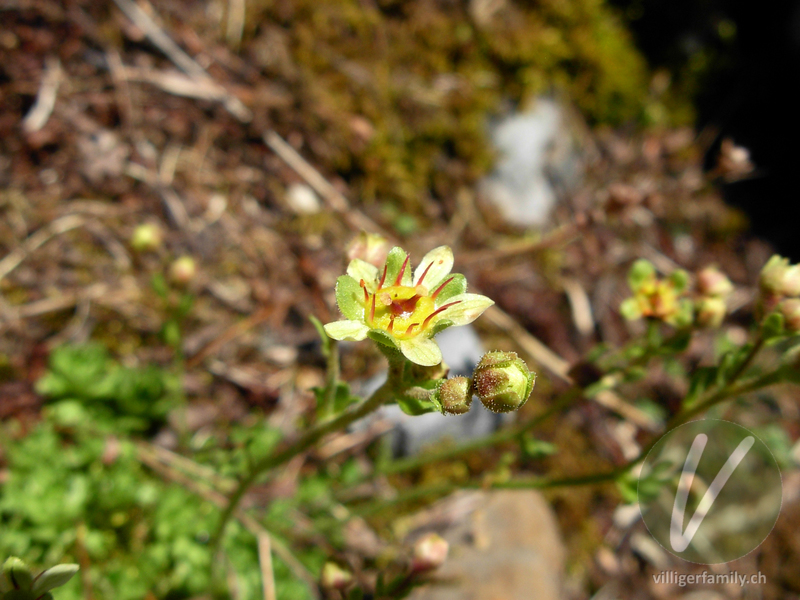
[
  {"xmin": 398, "ymin": 337, "xmax": 443, "ymax": 366},
  {"xmin": 433, "ymin": 273, "xmax": 467, "ymax": 304},
  {"xmin": 335, "ymin": 275, "xmax": 365, "ymax": 320},
  {"xmin": 324, "ymin": 320, "xmax": 370, "ymax": 341},
  {"xmin": 346, "ymin": 259, "xmax": 380, "ymax": 291},
  {"xmin": 414, "ymin": 246, "xmax": 454, "ymax": 289},
  {"xmin": 434, "ymin": 293, "xmax": 494, "ymax": 326},
  {"xmin": 384, "ymin": 247, "xmax": 412, "ymax": 287}
]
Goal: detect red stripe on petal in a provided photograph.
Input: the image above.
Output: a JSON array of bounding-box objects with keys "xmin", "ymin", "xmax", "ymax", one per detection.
[
  {"xmin": 431, "ymin": 276, "xmax": 455, "ymax": 299},
  {"xmin": 394, "ymin": 255, "xmax": 410, "ymax": 286},
  {"xmin": 416, "ymin": 261, "xmax": 434, "ymax": 286},
  {"xmin": 422, "ymin": 300, "xmax": 460, "ymax": 328}
]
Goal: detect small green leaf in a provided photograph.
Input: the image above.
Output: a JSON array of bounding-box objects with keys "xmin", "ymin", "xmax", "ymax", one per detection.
[
  {"xmin": 31, "ymin": 564, "xmax": 79, "ymax": 597},
  {"xmin": 151, "ymin": 273, "xmax": 168, "ymax": 299},
  {"xmin": 520, "ymin": 436, "xmax": 557, "ymax": 459},
  {"xmin": 659, "ymin": 330, "xmax": 692, "ymax": 354},
  {"xmin": 684, "ymin": 366, "xmax": 717, "ymax": 408},
  {"xmin": 176, "ymin": 293, "xmax": 194, "ymax": 318},
  {"xmin": 367, "ymin": 329, "xmax": 398, "ymax": 348}
]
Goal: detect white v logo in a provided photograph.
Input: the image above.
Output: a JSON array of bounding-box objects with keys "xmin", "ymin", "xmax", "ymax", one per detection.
[{"xmin": 670, "ymin": 433, "xmax": 755, "ymax": 552}]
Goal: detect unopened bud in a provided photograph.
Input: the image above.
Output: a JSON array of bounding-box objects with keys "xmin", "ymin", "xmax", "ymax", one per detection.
[
  {"xmin": 169, "ymin": 256, "xmax": 196, "ymax": 286},
  {"xmin": 346, "ymin": 231, "xmax": 391, "ymax": 268},
  {"xmin": 781, "ymin": 265, "xmax": 800, "ymax": 297},
  {"xmin": 781, "ymin": 299, "xmax": 800, "ymax": 333},
  {"xmin": 437, "ymin": 376, "xmax": 473, "ymax": 415},
  {"xmin": 760, "ymin": 255, "xmax": 791, "ymax": 297},
  {"xmin": 320, "ymin": 562, "xmax": 352, "ymax": 590},
  {"xmin": 411, "ymin": 533, "xmax": 449, "ymax": 573},
  {"xmin": 695, "ymin": 296, "xmax": 727, "ymax": 329},
  {"xmin": 130, "ymin": 223, "xmax": 163, "ymax": 252},
  {"xmin": 696, "ymin": 266, "xmax": 733, "ymax": 298},
  {"xmin": 3, "ymin": 557, "xmax": 33, "ymax": 591},
  {"xmin": 473, "ymin": 351, "xmax": 535, "ymax": 413}
]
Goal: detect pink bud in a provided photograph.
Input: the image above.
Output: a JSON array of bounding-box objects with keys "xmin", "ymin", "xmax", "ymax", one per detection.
[
  {"xmin": 320, "ymin": 562, "xmax": 352, "ymax": 590},
  {"xmin": 411, "ymin": 533, "xmax": 449, "ymax": 573}
]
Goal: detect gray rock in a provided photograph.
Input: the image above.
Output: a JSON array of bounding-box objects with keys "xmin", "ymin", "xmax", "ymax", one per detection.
[
  {"xmin": 410, "ymin": 490, "xmax": 566, "ymax": 600},
  {"xmin": 479, "ymin": 98, "xmax": 582, "ymax": 226}
]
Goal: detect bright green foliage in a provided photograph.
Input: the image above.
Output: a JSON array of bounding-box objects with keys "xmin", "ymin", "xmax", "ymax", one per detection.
[{"xmin": 34, "ymin": 344, "xmax": 177, "ymax": 433}]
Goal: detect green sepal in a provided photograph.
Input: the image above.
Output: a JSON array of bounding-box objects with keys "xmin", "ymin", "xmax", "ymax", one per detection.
[
  {"xmin": 312, "ymin": 382, "xmax": 357, "ymax": 415},
  {"xmin": 3, "ymin": 558, "xmax": 33, "ymax": 592},
  {"xmin": 397, "ymin": 389, "xmax": 441, "ymax": 415},
  {"xmin": 669, "ymin": 269, "xmax": 690, "ymax": 293},
  {"xmin": 367, "ymin": 329, "xmax": 398, "ymax": 348},
  {"xmin": 384, "ymin": 247, "xmax": 411, "ymax": 287},
  {"xmin": 335, "ymin": 275, "xmax": 364, "ymax": 321},
  {"xmin": 434, "ymin": 273, "xmax": 467, "ymax": 303},
  {"xmin": 619, "ymin": 297, "xmax": 641, "ymax": 320},
  {"xmin": 31, "ymin": 564, "xmax": 79, "ymax": 597},
  {"xmin": 428, "ymin": 319, "xmax": 455, "ymax": 338},
  {"xmin": 627, "ymin": 259, "xmax": 656, "ymax": 291},
  {"xmin": 762, "ymin": 311, "xmax": 786, "ymax": 342}
]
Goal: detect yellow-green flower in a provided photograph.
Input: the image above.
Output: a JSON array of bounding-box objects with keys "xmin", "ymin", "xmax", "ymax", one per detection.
[{"xmin": 324, "ymin": 246, "xmax": 494, "ymax": 366}]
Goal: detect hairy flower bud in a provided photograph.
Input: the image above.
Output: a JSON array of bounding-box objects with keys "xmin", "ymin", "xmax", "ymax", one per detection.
[
  {"xmin": 411, "ymin": 533, "xmax": 449, "ymax": 573},
  {"xmin": 760, "ymin": 255, "xmax": 791, "ymax": 297},
  {"xmin": 696, "ymin": 266, "xmax": 733, "ymax": 298},
  {"xmin": 781, "ymin": 299, "xmax": 800, "ymax": 333},
  {"xmin": 473, "ymin": 351, "xmax": 535, "ymax": 413},
  {"xmin": 437, "ymin": 376, "xmax": 473, "ymax": 415},
  {"xmin": 130, "ymin": 223, "xmax": 163, "ymax": 252},
  {"xmin": 320, "ymin": 562, "xmax": 352, "ymax": 590},
  {"xmin": 695, "ymin": 296, "xmax": 727, "ymax": 329},
  {"xmin": 169, "ymin": 256, "xmax": 197, "ymax": 286}
]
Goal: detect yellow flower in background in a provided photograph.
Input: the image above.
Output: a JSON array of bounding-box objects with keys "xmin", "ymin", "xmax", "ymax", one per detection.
[{"xmin": 324, "ymin": 246, "xmax": 494, "ymax": 366}]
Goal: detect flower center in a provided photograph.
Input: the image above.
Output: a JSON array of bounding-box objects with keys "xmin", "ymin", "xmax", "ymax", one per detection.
[{"xmin": 364, "ymin": 284, "xmax": 436, "ymax": 339}]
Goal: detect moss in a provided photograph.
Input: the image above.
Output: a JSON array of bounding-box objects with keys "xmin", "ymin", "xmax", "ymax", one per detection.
[{"xmin": 243, "ymin": 0, "xmax": 664, "ymax": 220}]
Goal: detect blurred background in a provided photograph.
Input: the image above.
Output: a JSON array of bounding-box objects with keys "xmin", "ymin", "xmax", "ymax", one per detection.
[{"xmin": 1, "ymin": 1, "xmax": 800, "ymax": 599}]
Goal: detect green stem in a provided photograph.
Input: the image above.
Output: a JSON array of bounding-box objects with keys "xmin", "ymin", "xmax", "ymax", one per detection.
[
  {"xmin": 378, "ymin": 386, "xmax": 583, "ymax": 476},
  {"xmin": 323, "ymin": 339, "xmax": 340, "ymax": 418},
  {"xmin": 209, "ymin": 357, "xmax": 405, "ymax": 563}
]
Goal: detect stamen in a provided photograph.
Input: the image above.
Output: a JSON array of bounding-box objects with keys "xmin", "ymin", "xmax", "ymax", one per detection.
[
  {"xmin": 422, "ymin": 301, "xmax": 460, "ymax": 328},
  {"xmin": 387, "ymin": 315, "xmax": 395, "ymax": 333},
  {"xmin": 378, "ymin": 264, "xmax": 388, "ymax": 288},
  {"xmin": 361, "ymin": 279, "xmax": 369, "ymax": 304},
  {"xmin": 416, "ymin": 261, "xmax": 434, "ymax": 286},
  {"xmin": 394, "ymin": 255, "xmax": 410, "ymax": 286},
  {"xmin": 431, "ymin": 276, "xmax": 455, "ymax": 299},
  {"xmin": 370, "ymin": 293, "xmax": 376, "ymax": 325},
  {"xmin": 405, "ymin": 323, "xmax": 419, "ymax": 336}
]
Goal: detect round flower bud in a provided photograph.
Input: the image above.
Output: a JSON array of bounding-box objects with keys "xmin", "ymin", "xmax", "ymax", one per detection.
[
  {"xmin": 473, "ymin": 351, "xmax": 535, "ymax": 413},
  {"xmin": 130, "ymin": 223, "xmax": 163, "ymax": 252},
  {"xmin": 437, "ymin": 376, "xmax": 473, "ymax": 415},
  {"xmin": 780, "ymin": 299, "xmax": 800, "ymax": 333},
  {"xmin": 346, "ymin": 231, "xmax": 391, "ymax": 268},
  {"xmin": 695, "ymin": 296, "xmax": 727, "ymax": 329},
  {"xmin": 320, "ymin": 562, "xmax": 352, "ymax": 590},
  {"xmin": 760, "ymin": 255, "xmax": 791, "ymax": 297},
  {"xmin": 696, "ymin": 266, "xmax": 733, "ymax": 298},
  {"xmin": 411, "ymin": 533, "xmax": 449, "ymax": 573},
  {"xmin": 781, "ymin": 265, "xmax": 800, "ymax": 297},
  {"xmin": 169, "ymin": 256, "xmax": 196, "ymax": 286}
]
